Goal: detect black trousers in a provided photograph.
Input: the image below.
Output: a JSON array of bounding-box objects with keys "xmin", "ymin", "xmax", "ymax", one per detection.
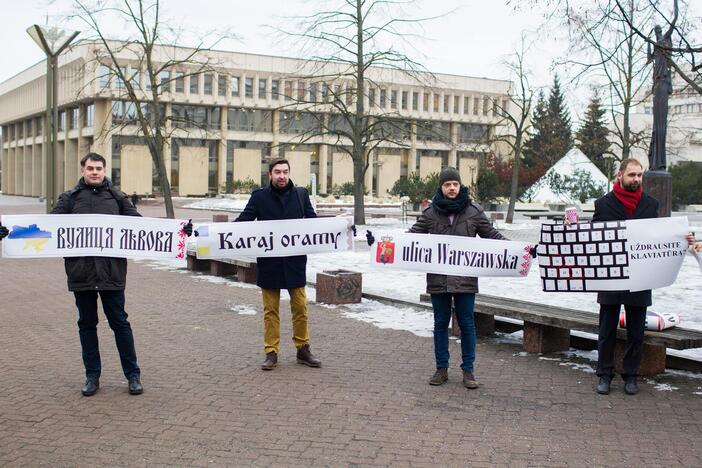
[
  {"xmin": 74, "ymin": 290, "xmax": 140, "ymax": 379},
  {"xmin": 596, "ymin": 303, "xmax": 646, "ymax": 378}
]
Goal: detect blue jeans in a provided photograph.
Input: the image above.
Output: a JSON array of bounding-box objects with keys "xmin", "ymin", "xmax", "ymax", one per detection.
[
  {"xmin": 74, "ymin": 290, "xmax": 140, "ymax": 379},
  {"xmin": 430, "ymin": 293, "xmax": 477, "ymax": 372}
]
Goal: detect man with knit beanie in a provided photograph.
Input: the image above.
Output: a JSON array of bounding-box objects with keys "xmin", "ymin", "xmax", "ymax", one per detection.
[
  {"xmin": 591, "ymin": 158, "xmax": 658, "ymax": 396},
  {"xmin": 368, "ymin": 166, "xmax": 508, "ymax": 389}
]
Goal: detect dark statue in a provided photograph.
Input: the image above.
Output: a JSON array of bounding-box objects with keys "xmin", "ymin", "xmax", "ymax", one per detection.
[{"xmin": 647, "ymin": 7, "xmax": 678, "ymax": 171}]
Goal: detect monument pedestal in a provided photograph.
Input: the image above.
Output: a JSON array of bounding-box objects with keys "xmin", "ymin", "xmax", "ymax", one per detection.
[{"xmin": 642, "ymin": 170, "xmax": 672, "ymax": 217}]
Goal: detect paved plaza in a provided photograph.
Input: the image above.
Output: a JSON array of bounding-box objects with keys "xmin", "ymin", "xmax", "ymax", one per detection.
[{"xmin": 1, "ymin": 196, "xmax": 702, "ymax": 466}]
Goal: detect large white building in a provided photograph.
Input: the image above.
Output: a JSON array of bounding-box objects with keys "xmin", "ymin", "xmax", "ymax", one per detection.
[{"xmin": 0, "ymin": 41, "xmax": 512, "ymax": 197}]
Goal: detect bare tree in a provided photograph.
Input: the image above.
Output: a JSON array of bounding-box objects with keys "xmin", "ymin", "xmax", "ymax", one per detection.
[
  {"xmin": 275, "ymin": 0, "xmax": 440, "ymax": 225},
  {"xmin": 70, "ymin": 0, "xmax": 231, "ymax": 218},
  {"xmin": 615, "ymin": 0, "xmax": 701, "ymax": 95},
  {"xmin": 488, "ymin": 39, "xmax": 535, "ymax": 224}
]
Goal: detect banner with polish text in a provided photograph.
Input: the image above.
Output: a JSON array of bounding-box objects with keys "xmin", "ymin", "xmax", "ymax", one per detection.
[
  {"xmin": 368, "ymin": 232, "xmax": 534, "ymax": 277},
  {"xmin": 537, "ymin": 217, "xmax": 689, "ymax": 292},
  {"xmin": 194, "ymin": 216, "xmax": 354, "ymax": 258},
  {"xmin": 1, "ymin": 214, "xmax": 189, "ymax": 259}
]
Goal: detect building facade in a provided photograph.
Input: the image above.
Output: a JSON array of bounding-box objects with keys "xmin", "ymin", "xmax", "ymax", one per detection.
[{"xmin": 0, "ymin": 41, "xmax": 512, "ymax": 197}]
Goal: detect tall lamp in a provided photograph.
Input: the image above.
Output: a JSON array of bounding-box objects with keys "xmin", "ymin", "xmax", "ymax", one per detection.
[{"xmin": 27, "ymin": 25, "xmax": 79, "ymax": 213}]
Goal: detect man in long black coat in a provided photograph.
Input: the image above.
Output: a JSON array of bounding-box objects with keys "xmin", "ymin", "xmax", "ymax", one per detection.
[
  {"xmin": 235, "ymin": 159, "xmax": 321, "ymax": 370},
  {"xmin": 54, "ymin": 153, "xmax": 144, "ymax": 397},
  {"xmin": 592, "ymin": 158, "xmax": 658, "ymax": 396}
]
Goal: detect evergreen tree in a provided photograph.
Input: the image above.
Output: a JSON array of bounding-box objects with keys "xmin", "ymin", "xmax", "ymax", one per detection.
[
  {"xmin": 576, "ymin": 94, "xmax": 612, "ymax": 176},
  {"xmin": 523, "ymin": 76, "xmax": 574, "ymax": 171}
]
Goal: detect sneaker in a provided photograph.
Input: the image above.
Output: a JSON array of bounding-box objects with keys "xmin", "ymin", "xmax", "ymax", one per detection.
[
  {"xmin": 429, "ymin": 368, "xmax": 448, "ymax": 386},
  {"xmin": 81, "ymin": 376, "xmax": 99, "ymax": 397},
  {"xmin": 261, "ymin": 351, "xmax": 278, "ymax": 370},
  {"xmin": 462, "ymin": 370, "xmax": 479, "ymax": 389}
]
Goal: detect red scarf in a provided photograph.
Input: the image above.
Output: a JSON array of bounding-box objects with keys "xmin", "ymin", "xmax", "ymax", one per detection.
[{"xmin": 612, "ymin": 181, "xmax": 642, "ymax": 219}]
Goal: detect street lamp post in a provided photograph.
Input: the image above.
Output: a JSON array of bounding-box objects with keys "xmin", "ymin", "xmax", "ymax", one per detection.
[{"xmin": 27, "ymin": 25, "xmax": 79, "ymax": 213}]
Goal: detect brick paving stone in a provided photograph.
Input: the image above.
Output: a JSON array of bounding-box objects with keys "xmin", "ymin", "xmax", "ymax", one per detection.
[{"xmin": 2, "ymin": 199, "xmax": 702, "ymax": 466}]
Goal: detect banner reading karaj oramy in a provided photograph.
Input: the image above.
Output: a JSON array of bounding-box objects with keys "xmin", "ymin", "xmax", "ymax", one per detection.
[
  {"xmin": 537, "ymin": 216, "xmax": 689, "ymax": 292},
  {"xmin": 194, "ymin": 216, "xmax": 354, "ymax": 258},
  {"xmin": 369, "ymin": 232, "xmax": 534, "ymax": 277},
  {"xmin": 1, "ymin": 214, "xmax": 188, "ymax": 259}
]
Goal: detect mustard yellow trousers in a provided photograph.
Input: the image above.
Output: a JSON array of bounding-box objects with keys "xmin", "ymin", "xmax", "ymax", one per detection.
[{"xmin": 261, "ymin": 287, "xmax": 309, "ymax": 354}]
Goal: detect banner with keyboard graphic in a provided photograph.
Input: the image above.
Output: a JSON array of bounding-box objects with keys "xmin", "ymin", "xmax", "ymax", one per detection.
[{"xmin": 537, "ymin": 217, "xmax": 689, "ymax": 292}]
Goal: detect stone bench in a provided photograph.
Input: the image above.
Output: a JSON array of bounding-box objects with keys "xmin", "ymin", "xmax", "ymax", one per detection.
[{"xmin": 419, "ymin": 293, "xmax": 702, "ymax": 375}]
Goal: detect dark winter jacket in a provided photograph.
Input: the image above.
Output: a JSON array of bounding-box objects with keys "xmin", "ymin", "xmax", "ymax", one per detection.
[
  {"xmin": 592, "ymin": 190, "xmax": 659, "ymax": 306},
  {"xmin": 409, "ymin": 199, "xmax": 507, "ymax": 294},
  {"xmin": 235, "ymin": 180, "xmax": 317, "ymax": 289},
  {"xmin": 52, "ymin": 178, "xmax": 140, "ymax": 291}
]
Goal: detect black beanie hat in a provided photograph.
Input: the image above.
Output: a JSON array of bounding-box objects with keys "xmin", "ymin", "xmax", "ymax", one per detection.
[{"xmin": 439, "ymin": 166, "xmax": 461, "ymax": 185}]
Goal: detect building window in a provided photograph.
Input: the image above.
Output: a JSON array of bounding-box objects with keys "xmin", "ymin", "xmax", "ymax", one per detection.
[
  {"xmin": 433, "ymin": 94, "xmax": 440, "ymax": 112},
  {"xmin": 190, "ymin": 74, "xmax": 199, "ymax": 94},
  {"xmin": 309, "ymin": 82, "xmax": 317, "ymax": 102},
  {"xmin": 98, "ymin": 65, "xmax": 110, "ymax": 89},
  {"xmin": 58, "ymin": 111, "xmax": 66, "ymax": 131},
  {"xmin": 412, "ymin": 92, "xmax": 419, "ymax": 111},
  {"xmin": 454, "ymin": 95, "xmax": 460, "ymax": 114},
  {"xmin": 346, "ymin": 84, "xmax": 353, "ymax": 105},
  {"xmin": 464, "ymin": 96, "xmax": 470, "ymax": 114},
  {"xmin": 423, "ymin": 92, "xmax": 429, "ymax": 111},
  {"xmin": 35, "ymin": 116, "xmax": 43, "ymax": 136},
  {"xmin": 70, "ymin": 108, "xmax": 80, "ymax": 129},
  {"xmin": 245, "ymin": 77, "xmax": 254, "ymax": 98},
  {"xmin": 129, "ymin": 68, "xmax": 140, "ymax": 90},
  {"xmin": 284, "ymin": 81, "xmax": 293, "ymax": 100},
  {"xmin": 258, "ymin": 78, "xmax": 267, "ymax": 99},
  {"xmin": 322, "ymin": 83, "xmax": 330, "ymax": 102},
  {"xmin": 391, "ymin": 90, "xmax": 398, "ymax": 109},
  {"xmin": 401, "ymin": 91, "xmax": 408, "ymax": 110},
  {"xmin": 492, "ymin": 98, "xmax": 498, "ymax": 116},
  {"xmin": 380, "ymin": 89, "xmax": 387, "ymax": 108},
  {"xmin": 279, "ymin": 111, "xmax": 322, "ymax": 134},
  {"xmin": 217, "ymin": 75, "xmax": 227, "ymax": 96},
  {"xmin": 18, "ymin": 122, "xmax": 23, "ymax": 139},
  {"xmin": 227, "ymin": 107, "xmax": 273, "ymax": 132},
  {"xmin": 26, "ymin": 119, "xmax": 33, "ymax": 137},
  {"xmin": 84, "ymin": 103, "xmax": 94, "ymax": 127},
  {"xmin": 231, "ymin": 76, "xmax": 240, "ymax": 96},
  {"xmin": 473, "ymin": 96, "xmax": 479, "ymax": 115},
  {"xmin": 203, "ymin": 74, "xmax": 212, "ymax": 95},
  {"xmin": 483, "ymin": 96, "xmax": 489, "ymax": 116},
  {"xmin": 416, "ymin": 120, "xmax": 450, "ymax": 142},
  {"xmin": 271, "ymin": 79, "xmax": 280, "ymax": 100},
  {"xmin": 171, "ymin": 104, "xmax": 220, "ymax": 129},
  {"xmin": 297, "ymin": 81, "xmax": 306, "ymax": 100},
  {"xmin": 368, "ymin": 87, "xmax": 375, "ymax": 106},
  {"xmin": 174, "ymin": 72, "xmax": 184, "ymax": 93},
  {"xmin": 443, "ymin": 95, "xmax": 449, "ymax": 113},
  {"xmin": 458, "ymin": 123, "xmax": 489, "ymax": 143},
  {"xmin": 159, "ymin": 70, "xmax": 171, "ymax": 93}
]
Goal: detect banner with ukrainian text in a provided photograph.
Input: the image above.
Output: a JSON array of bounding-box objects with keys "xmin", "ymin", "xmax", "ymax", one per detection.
[
  {"xmin": 536, "ymin": 217, "xmax": 689, "ymax": 292},
  {"xmin": 194, "ymin": 216, "xmax": 354, "ymax": 259},
  {"xmin": 368, "ymin": 232, "xmax": 534, "ymax": 277},
  {"xmin": 1, "ymin": 214, "xmax": 188, "ymax": 259}
]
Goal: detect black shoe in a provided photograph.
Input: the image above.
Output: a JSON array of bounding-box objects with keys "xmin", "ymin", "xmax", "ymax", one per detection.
[
  {"xmin": 596, "ymin": 376, "xmax": 612, "ymax": 395},
  {"xmin": 624, "ymin": 376, "xmax": 639, "ymax": 395},
  {"xmin": 128, "ymin": 375, "xmax": 144, "ymax": 395},
  {"xmin": 261, "ymin": 351, "xmax": 278, "ymax": 370},
  {"xmin": 81, "ymin": 376, "xmax": 100, "ymax": 397},
  {"xmin": 296, "ymin": 344, "xmax": 321, "ymax": 368}
]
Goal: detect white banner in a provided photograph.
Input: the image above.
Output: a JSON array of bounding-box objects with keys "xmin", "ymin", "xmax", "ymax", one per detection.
[
  {"xmin": 194, "ymin": 216, "xmax": 354, "ymax": 258},
  {"xmin": 369, "ymin": 232, "xmax": 534, "ymax": 277},
  {"xmin": 1, "ymin": 214, "xmax": 189, "ymax": 259},
  {"xmin": 537, "ymin": 217, "xmax": 689, "ymax": 292}
]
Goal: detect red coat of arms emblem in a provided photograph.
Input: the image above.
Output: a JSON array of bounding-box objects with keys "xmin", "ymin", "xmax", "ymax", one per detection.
[{"xmin": 376, "ymin": 237, "xmax": 395, "ymax": 264}]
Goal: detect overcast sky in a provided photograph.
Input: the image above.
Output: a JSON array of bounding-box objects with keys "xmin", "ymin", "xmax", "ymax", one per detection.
[{"xmin": 1, "ymin": 0, "xmax": 698, "ymax": 122}]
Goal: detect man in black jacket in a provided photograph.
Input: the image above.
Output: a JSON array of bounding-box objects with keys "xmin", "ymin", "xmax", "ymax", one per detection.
[
  {"xmin": 235, "ymin": 159, "xmax": 321, "ymax": 370},
  {"xmin": 53, "ymin": 153, "xmax": 142, "ymax": 396},
  {"xmin": 592, "ymin": 158, "xmax": 657, "ymax": 396}
]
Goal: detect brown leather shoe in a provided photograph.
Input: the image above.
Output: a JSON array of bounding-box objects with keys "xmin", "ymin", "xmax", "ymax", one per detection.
[
  {"xmin": 296, "ymin": 344, "xmax": 321, "ymax": 367},
  {"xmin": 261, "ymin": 351, "xmax": 277, "ymax": 370},
  {"xmin": 463, "ymin": 370, "xmax": 479, "ymax": 389},
  {"xmin": 429, "ymin": 368, "xmax": 448, "ymax": 386}
]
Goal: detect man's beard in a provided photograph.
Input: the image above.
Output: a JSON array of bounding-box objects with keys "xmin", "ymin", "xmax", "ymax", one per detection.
[{"xmin": 622, "ymin": 180, "xmax": 640, "ymax": 192}]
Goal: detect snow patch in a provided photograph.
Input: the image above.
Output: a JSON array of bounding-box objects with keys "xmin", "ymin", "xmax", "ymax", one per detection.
[
  {"xmin": 341, "ymin": 299, "xmax": 434, "ymax": 337},
  {"xmin": 230, "ymin": 304, "xmax": 257, "ymax": 315}
]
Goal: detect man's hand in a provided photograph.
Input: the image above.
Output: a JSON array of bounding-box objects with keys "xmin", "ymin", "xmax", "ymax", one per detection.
[
  {"xmin": 183, "ymin": 219, "xmax": 193, "ymax": 237},
  {"xmin": 529, "ymin": 244, "xmax": 538, "ymax": 258},
  {"xmin": 693, "ymin": 242, "xmax": 702, "ymax": 253},
  {"xmin": 0, "ymin": 223, "xmax": 8, "ymax": 241},
  {"xmin": 350, "ymin": 225, "xmax": 357, "ymax": 236},
  {"xmin": 366, "ymin": 230, "xmax": 375, "ymax": 246}
]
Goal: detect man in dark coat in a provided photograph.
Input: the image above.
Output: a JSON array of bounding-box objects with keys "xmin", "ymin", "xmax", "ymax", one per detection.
[
  {"xmin": 368, "ymin": 167, "xmax": 508, "ymax": 389},
  {"xmin": 235, "ymin": 159, "xmax": 321, "ymax": 370},
  {"xmin": 52, "ymin": 153, "xmax": 143, "ymax": 396},
  {"xmin": 592, "ymin": 158, "xmax": 658, "ymax": 396}
]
